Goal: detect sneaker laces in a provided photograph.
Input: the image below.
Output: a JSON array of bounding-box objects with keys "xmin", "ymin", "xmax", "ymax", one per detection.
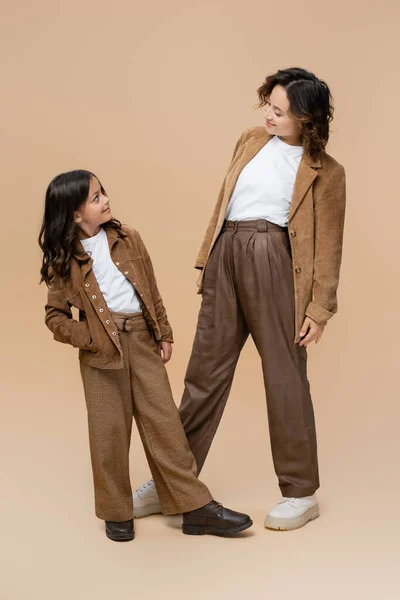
[
  {"xmin": 279, "ymin": 497, "xmax": 296, "ymax": 505},
  {"xmin": 137, "ymin": 480, "xmax": 154, "ymax": 493}
]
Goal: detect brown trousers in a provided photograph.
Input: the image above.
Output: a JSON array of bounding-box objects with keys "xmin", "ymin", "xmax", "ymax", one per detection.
[
  {"xmin": 80, "ymin": 312, "xmax": 212, "ymax": 521},
  {"xmin": 179, "ymin": 220, "xmax": 320, "ymax": 497}
]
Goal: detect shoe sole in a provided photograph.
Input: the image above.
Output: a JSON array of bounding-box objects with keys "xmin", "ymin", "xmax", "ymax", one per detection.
[
  {"xmin": 182, "ymin": 518, "xmax": 253, "ymax": 536},
  {"xmin": 106, "ymin": 533, "xmax": 135, "ymax": 542},
  {"xmin": 133, "ymin": 504, "xmax": 162, "ymax": 519},
  {"xmin": 264, "ymin": 503, "xmax": 320, "ymax": 531}
]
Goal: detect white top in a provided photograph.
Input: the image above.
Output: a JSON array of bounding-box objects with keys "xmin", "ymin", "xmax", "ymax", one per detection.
[
  {"xmin": 81, "ymin": 227, "xmax": 142, "ymax": 314},
  {"xmin": 225, "ymin": 135, "xmax": 304, "ymax": 226}
]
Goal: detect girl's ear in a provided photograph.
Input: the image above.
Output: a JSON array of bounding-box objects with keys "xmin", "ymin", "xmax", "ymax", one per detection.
[{"xmin": 73, "ymin": 211, "xmax": 82, "ymax": 223}]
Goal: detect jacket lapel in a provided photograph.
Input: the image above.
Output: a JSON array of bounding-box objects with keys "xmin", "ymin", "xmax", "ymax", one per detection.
[
  {"xmin": 224, "ymin": 133, "xmax": 273, "ymax": 204},
  {"xmin": 288, "ymin": 153, "xmax": 321, "ymax": 222}
]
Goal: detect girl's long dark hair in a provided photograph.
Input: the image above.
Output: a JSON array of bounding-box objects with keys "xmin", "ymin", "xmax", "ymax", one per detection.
[
  {"xmin": 257, "ymin": 67, "xmax": 334, "ymax": 157},
  {"xmin": 39, "ymin": 169, "xmax": 124, "ymax": 287}
]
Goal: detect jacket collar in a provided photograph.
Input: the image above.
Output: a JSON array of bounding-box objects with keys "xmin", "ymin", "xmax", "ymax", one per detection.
[
  {"xmin": 73, "ymin": 225, "xmax": 121, "ymax": 262},
  {"xmin": 229, "ymin": 128, "xmax": 321, "ymax": 222},
  {"xmin": 250, "ymin": 127, "xmax": 321, "ymax": 168}
]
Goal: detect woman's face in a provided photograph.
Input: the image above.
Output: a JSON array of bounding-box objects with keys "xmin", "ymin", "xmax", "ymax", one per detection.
[
  {"xmin": 263, "ymin": 84, "xmax": 302, "ymax": 145},
  {"xmin": 74, "ymin": 176, "xmax": 112, "ymax": 235}
]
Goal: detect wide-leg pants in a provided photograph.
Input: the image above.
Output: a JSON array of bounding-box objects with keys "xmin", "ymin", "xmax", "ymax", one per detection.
[
  {"xmin": 80, "ymin": 312, "xmax": 212, "ymax": 521},
  {"xmin": 179, "ymin": 219, "xmax": 320, "ymax": 498}
]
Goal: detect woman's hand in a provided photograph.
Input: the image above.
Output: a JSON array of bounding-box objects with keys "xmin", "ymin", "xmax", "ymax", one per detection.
[
  {"xmin": 158, "ymin": 341, "xmax": 173, "ymax": 363},
  {"xmin": 299, "ymin": 317, "xmax": 325, "ymax": 347}
]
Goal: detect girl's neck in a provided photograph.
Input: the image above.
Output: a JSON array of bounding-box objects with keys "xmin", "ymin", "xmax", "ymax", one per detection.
[{"xmin": 78, "ymin": 223, "xmax": 102, "ymax": 239}]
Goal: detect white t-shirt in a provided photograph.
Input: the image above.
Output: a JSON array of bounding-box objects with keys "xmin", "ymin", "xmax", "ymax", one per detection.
[
  {"xmin": 81, "ymin": 228, "xmax": 142, "ymax": 314},
  {"xmin": 225, "ymin": 135, "xmax": 304, "ymax": 226}
]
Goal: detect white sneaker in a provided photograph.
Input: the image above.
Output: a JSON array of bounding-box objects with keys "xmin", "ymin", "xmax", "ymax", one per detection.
[
  {"xmin": 264, "ymin": 494, "xmax": 319, "ymax": 531},
  {"xmin": 133, "ymin": 479, "xmax": 162, "ymax": 519}
]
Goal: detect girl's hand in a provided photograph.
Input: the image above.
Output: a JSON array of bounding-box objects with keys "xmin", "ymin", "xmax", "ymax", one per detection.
[
  {"xmin": 299, "ymin": 317, "xmax": 325, "ymax": 347},
  {"xmin": 158, "ymin": 341, "xmax": 173, "ymax": 363}
]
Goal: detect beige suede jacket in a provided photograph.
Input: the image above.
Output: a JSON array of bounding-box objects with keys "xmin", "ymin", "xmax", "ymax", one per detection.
[{"xmin": 195, "ymin": 127, "xmax": 346, "ymax": 343}]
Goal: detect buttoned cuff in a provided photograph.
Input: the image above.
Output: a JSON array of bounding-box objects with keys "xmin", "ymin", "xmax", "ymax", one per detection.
[
  {"xmin": 305, "ymin": 301, "xmax": 334, "ymax": 324},
  {"xmin": 159, "ymin": 328, "xmax": 174, "ymax": 343},
  {"xmin": 158, "ymin": 317, "xmax": 174, "ymax": 344},
  {"xmin": 160, "ymin": 335, "xmax": 174, "ymax": 343}
]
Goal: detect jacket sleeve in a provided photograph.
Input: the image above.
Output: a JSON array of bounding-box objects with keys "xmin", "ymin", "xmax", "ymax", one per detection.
[
  {"xmin": 305, "ymin": 163, "xmax": 346, "ymax": 324},
  {"xmin": 134, "ymin": 231, "xmax": 174, "ymax": 343},
  {"xmin": 45, "ymin": 276, "xmax": 94, "ymax": 350},
  {"xmin": 194, "ymin": 128, "xmax": 253, "ymax": 269}
]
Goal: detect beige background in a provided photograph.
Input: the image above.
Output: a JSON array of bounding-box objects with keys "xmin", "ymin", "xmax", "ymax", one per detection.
[{"xmin": 1, "ymin": 1, "xmax": 399, "ymax": 599}]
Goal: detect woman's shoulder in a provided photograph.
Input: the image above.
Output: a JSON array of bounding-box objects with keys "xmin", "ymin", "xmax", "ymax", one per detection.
[
  {"xmin": 315, "ymin": 150, "xmax": 346, "ymax": 196},
  {"xmin": 230, "ymin": 126, "xmax": 271, "ymax": 158},
  {"xmin": 319, "ymin": 149, "xmax": 345, "ymax": 174},
  {"xmin": 238, "ymin": 126, "xmax": 269, "ymax": 144}
]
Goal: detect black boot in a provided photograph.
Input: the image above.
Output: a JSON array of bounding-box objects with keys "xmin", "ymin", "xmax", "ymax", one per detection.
[
  {"xmin": 105, "ymin": 519, "xmax": 135, "ymax": 541},
  {"xmin": 182, "ymin": 501, "xmax": 252, "ymax": 536}
]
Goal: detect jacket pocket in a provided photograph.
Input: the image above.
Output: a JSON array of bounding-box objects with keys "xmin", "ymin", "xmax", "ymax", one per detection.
[{"xmin": 71, "ymin": 321, "xmax": 98, "ymax": 352}]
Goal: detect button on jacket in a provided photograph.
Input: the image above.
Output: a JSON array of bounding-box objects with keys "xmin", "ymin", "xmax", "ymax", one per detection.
[
  {"xmin": 45, "ymin": 226, "xmax": 173, "ymax": 369},
  {"xmin": 195, "ymin": 127, "xmax": 347, "ymax": 343}
]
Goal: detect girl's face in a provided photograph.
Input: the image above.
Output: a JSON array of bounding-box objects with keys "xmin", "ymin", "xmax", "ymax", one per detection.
[
  {"xmin": 74, "ymin": 176, "xmax": 112, "ymax": 236},
  {"xmin": 263, "ymin": 84, "xmax": 303, "ymax": 145}
]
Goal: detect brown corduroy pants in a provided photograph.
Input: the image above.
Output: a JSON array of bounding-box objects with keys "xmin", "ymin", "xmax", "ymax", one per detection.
[
  {"xmin": 179, "ymin": 220, "xmax": 320, "ymax": 498},
  {"xmin": 80, "ymin": 312, "xmax": 212, "ymax": 521}
]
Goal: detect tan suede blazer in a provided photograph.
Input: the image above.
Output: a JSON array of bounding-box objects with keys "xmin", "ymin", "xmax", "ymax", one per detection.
[{"xmin": 195, "ymin": 126, "xmax": 346, "ymax": 343}]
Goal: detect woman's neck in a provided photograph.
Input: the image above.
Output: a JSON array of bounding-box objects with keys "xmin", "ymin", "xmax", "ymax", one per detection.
[{"xmin": 277, "ymin": 134, "xmax": 302, "ymax": 147}]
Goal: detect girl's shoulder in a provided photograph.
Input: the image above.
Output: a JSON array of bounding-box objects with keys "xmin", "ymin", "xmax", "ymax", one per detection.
[
  {"xmin": 120, "ymin": 224, "xmax": 141, "ymax": 242},
  {"xmin": 120, "ymin": 224, "xmax": 135, "ymax": 237},
  {"xmin": 119, "ymin": 225, "xmax": 146, "ymax": 251}
]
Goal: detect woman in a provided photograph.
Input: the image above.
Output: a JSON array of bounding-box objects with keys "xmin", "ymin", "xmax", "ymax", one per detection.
[{"xmin": 134, "ymin": 67, "xmax": 346, "ymax": 531}]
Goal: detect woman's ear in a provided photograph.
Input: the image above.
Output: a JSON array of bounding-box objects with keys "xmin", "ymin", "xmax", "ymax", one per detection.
[{"xmin": 73, "ymin": 211, "xmax": 82, "ymax": 223}]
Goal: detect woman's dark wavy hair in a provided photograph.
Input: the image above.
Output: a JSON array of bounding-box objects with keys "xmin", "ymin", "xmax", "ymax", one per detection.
[
  {"xmin": 257, "ymin": 67, "xmax": 334, "ymax": 157},
  {"xmin": 39, "ymin": 169, "xmax": 125, "ymax": 286}
]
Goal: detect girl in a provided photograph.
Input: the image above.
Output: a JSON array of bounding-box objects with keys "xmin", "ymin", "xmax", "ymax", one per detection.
[
  {"xmin": 134, "ymin": 67, "xmax": 347, "ymax": 531},
  {"xmin": 38, "ymin": 170, "xmax": 252, "ymax": 541}
]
